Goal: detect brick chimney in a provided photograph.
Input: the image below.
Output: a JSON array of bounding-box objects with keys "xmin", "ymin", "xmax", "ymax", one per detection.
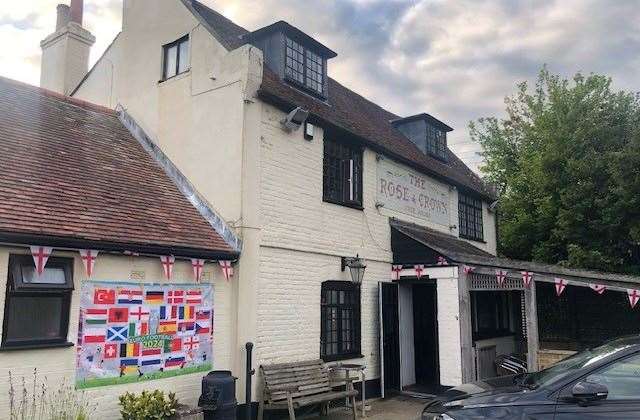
[{"xmin": 40, "ymin": 1, "xmax": 95, "ymax": 95}]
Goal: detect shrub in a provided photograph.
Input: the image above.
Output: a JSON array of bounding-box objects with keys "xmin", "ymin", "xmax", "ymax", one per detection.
[{"xmin": 119, "ymin": 390, "xmax": 179, "ymax": 420}]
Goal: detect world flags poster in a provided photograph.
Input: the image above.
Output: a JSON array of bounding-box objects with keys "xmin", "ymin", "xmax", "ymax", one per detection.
[{"xmin": 76, "ymin": 281, "xmax": 213, "ymax": 389}]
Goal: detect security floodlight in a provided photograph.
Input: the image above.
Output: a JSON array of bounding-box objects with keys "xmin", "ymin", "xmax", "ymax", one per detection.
[{"xmin": 282, "ymin": 107, "xmax": 309, "ymax": 132}]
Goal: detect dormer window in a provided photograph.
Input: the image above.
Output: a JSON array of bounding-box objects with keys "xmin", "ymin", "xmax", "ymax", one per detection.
[
  {"xmin": 391, "ymin": 113, "xmax": 453, "ymax": 162},
  {"xmin": 244, "ymin": 21, "xmax": 337, "ymax": 99}
]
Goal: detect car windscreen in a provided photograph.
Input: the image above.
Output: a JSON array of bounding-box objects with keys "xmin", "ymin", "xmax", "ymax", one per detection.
[{"xmin": 524, "ymin": 342, "xmax": 634, "ymax": 388}]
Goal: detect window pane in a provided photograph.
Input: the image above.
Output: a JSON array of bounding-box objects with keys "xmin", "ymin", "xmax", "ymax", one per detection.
[
  {"xmin": 5, "ymin": 295, "xmax": 64, "ymax": 341},
  {"xmin": 21, "ymin": 266, "xmax": 66, "ymax": 285},
  {"xmin": 164, "ymin": 45, "xmax": 178, "ymax": 78},
  {"xmin": 178, "ymin": 39, "xmax": 189, "ymax": 73},
  {"xmin": 586, "ymin": 353, "xmax": 640, "ymax": 400}
]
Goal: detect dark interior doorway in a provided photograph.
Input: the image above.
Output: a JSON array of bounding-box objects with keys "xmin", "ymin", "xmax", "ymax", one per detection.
[
  {"xmin": 381, "ymin": 282, "xmax": 400, "ymax": 395},
  {"xmin": 413, "ymin": 283, "xmax": 439, "ymax": 386}
]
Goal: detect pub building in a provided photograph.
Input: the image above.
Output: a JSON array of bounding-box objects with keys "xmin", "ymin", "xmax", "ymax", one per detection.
[{"xmin": 2, "ymin": 0, "xmax": 640, "ymax": 417}]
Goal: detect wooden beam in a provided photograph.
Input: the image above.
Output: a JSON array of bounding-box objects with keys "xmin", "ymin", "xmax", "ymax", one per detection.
[
  {"xmin": 458, "ymin": 267, "xmax": 475, "ymax": 382},
  {"xmin": 525, "ymin": 281, "xmax": 539, "ymax": 372}
]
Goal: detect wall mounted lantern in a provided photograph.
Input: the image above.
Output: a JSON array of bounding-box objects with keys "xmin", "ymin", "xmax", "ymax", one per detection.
[{"xmin": 341, "ymin": 254, "xmax": 366, "ymax": 286}]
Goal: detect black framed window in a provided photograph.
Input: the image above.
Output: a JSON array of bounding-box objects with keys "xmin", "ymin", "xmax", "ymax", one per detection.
[
  {"xmin": 162, "ymin": 35, "xmax": 190, "ymax": 80},
  {"xmin": 320, "ymin": 281, "xmax": 361, "ymax": 361},
  {"xmin": 426, "ymin": 124, "xmax": 447, "ymax": 161},
  {"xmin": 2, "ymin": 255, "xmax": 74, "ymax": 349},
  {"xmin": 459, "ymin": 193, "xmax": 484, "ymax": 241},
  {"xmin": 323, "ymin": 136, "xmax": 363, "ymax": 208},
  {"xmin": 471, "ymin": 291, "xmax": 520, "ymax": 340},
  {"xmin": 285, "ymin": 37, "xmax": 325, "ymax": 96}
]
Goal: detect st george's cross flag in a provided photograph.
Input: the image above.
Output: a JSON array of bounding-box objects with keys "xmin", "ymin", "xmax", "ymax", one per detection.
[
  {"xmin": 391, "ymin": 265, "xmax": 403, "ymax": 280},
  {"xmin": 192, "ymin": 259, "xmax": 205, "ymax": 283},
  {"xmin": 590, "ymin": 284, "xmax": 606, "ymax": 295},
  {"xmin": 463, "ymin": 266, "xmax": 476, "ymax": 274},
  {"xmin": 79, "ymin": 250, "xmax": 99, "ymax": 277},
  {"xmin": 30, "ymin": 246, "xmax": 53, "ymax": 275},
  {"xmin": 414, "ymin": 265, "xmax": 425, "ymax": 280},
  {"xmin": 219, "ymin": 261, "xmax": 233, "ymax": 281},
  {"xmin": 160, "ymin": 255, "xmax": 175, "ymax": 280},
  {"xmin": 496, "ymin": 270, "xmax": 508, "ymax": 286},
  {"xmin": 521, "ymin": 272, "xmax": 533, "ymax": 289},
  {"xmin": 555, "ymin": 278, "xmax": 568, "ymax": 296},
  {"xmin": 628, "ymin": 289, "xmax": 640, "ymax": 308}
]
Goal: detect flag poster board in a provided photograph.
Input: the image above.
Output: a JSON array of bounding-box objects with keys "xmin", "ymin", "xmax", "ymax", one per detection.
[{"xmin": 76, "ymin": 281, "xmax": 213, "ymax": 389}]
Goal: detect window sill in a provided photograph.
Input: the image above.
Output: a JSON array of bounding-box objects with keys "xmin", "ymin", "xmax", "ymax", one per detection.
[
  {"xmin": 158, "ymin": 69, "xmax": 191, "ymax": 84},
  {"xmin": 322, "ymin": 353, "xmax": 365, "ymax": 363},
  {"xmin": 323, "ymin": 198, "xmax": 364, "ymax": 211},
  {"xmin": 460, "ymin": 235, "xmax": 486, "ymax": 244},
  {"xmin": 0, "ymin": 341, "xmax": 75, "ymax": 352}
]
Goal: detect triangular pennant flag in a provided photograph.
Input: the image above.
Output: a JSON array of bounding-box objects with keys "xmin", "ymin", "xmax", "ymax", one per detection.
[
  {"xmin": 391, "ymin": 265, "xmax": 403, "ymax": 280},
  {"xmin": 192, "ymin": 259, "xmax": 205, "ymax": 283},
  {"xmin": 628, "ymin": 289, "xmax": 640, "ymax": 308},
  {"xmin": 414, "ymin": 265, "xmax": 425, "ymax": 280},
  {"xmin": 219, "ymin": 260, "xmax": 233, "ymax": 281},
  {"xmin": 437, "ymin": 256, "xmax": 448, "ymax": 266},
  {"xmin": 589, "ymin": 283, "xmax": 606, "ymax": 295},
  {"xmin": 463, "ymin": 265, "xmax": 476, "ymax": 274},
  {"xmin": 30, "ymin": 246, "xmax": 53, "ymax": 275},
  {"xmin": 160, "ymin": 255, "xmax": 175, "ymax": 280},
  {"xmin": 521, "ymin": 271, "xmax": 533, "ymax": 288},
  {"xmin": 555, "ymin": 278, "xmax": 568, "ymax": 296},
  {"xmin": 79, "ymin": 250, "xmax": 99, "ymax": 277},
  {"xmin": 496, "ymin": 269, "xmax": 508, "ymax": 286}
]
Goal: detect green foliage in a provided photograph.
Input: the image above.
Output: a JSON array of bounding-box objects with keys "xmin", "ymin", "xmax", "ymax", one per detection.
[
  {"xmin": 8, "ymin": 369, "xmax": 96, "ymax": 420},
  {"xmin": 119, "ymin": 390, "xmax": 179, "ymax": 420},
  {"xmin": 471, "ymin": 67, "xmax": 640, "ymax": 274}
]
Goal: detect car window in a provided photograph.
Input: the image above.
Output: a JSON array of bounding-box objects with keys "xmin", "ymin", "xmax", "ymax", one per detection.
[{"xmin": 585, "ymin": 352, "xmax": 640, "ymax": 400}]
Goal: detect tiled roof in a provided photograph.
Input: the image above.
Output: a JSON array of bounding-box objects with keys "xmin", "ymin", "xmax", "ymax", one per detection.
[
  {"xmin": 187, "ymin": 0, "xmax": 495, "ymax": 200},
  {"xmin": 0, "ymin": 77, "xmax": 238, "ymax": 259}
]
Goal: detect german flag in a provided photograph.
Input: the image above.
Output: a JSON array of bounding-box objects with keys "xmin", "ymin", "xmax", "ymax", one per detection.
[
  {"xmin": 158, "ymin": 321, "xmax": 177, "ymax": 335},
  {"xmin": 145, "ymin": 290, "xmax": 164, "ymax": 304}
]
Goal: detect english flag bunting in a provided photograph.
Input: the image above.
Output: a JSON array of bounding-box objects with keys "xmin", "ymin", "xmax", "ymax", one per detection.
[
  {"xmin": 521, "ymin": 271, "xmax": 533, "ymax": 288},
  {"xmin": 80, "ymin": 249, "xmax": 99, "ymax": 277},
  {"xmin": 30, "ymin": 246, "xmax": 53, "ymax": 275},
  {"xmin": 555, "ymin": 278, "xmax": 568, "ymax": 296},
  {"xmin": 589, "ymin": 284, "xmax": 606, "ymax": 295},
  {"xmin": 219, "ymin": 261, "xmax": 233, "ymax": 281},
  {"xmin": 392, "ymin": 265, "xmax": 403, "ymax": 280},
  {"xmin": 192, "ymin": 259, "xmax": 205, "ymax": 283},
  {"xmin": 414, "ymin": 265, "xmax": 424, "ymax": 279},
  {"xmin": 160, "ymin": 256, "xmax": 175, "ymax": 280},
  {"xmin": 496, "ymin": 270, "xmax": 508, "ymax": 286},
  {"xmin": 463, "ymin": 266, "xmax": 476, "ymax": 274},
  {"xmin": 437, "ymin": 256, "xmax": 448, "ymax": 266},
  {"xmin": 628, "ymin": 290, "xmax": 640, "ymax": 308}
]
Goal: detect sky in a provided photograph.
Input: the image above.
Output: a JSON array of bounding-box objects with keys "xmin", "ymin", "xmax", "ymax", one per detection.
[{"xmin": 1, "ymin": 0, "xmax": 639, "ymax": 172}]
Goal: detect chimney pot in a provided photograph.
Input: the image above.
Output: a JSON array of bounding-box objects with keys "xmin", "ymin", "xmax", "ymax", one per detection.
[
  {"xmin": 70, "ymin": 0, "xmax": 83, "ymax": 25},
  {"xmin": 56, "ymin": 4, "xmax": 71, "ymax": 30}
]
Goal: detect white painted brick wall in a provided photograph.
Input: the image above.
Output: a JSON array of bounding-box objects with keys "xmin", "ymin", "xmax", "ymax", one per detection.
[{"xmin": 436, "ymin": 276, "xmax": 463, "ymax": 386}]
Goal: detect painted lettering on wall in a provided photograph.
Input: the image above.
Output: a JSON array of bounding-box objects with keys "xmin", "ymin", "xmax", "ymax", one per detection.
[{"xmin": 377, "ymin": 158, "xmax": 450, "ymax": 227}]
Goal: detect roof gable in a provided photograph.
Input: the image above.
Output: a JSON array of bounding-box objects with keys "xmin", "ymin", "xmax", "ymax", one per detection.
[{"xmin": 0, "ymin": 77, "xmax": 238, "ymax": 258}]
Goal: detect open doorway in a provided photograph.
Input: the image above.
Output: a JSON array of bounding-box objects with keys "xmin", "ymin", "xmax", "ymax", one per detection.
[{"xmin": 413, "ymin": 283, "xmax": 439, "ymax": 388}]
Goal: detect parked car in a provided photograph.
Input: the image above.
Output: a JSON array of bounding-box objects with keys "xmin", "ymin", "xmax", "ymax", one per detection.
[{"xmin": 422, "ymin": 335, "xmax": 640, "ymax": 419}]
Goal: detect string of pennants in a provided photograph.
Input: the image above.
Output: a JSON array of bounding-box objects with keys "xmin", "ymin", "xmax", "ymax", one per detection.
[
  {"xmin": 390, "ymin": 261, "xmax": 640, "ymax": 309},
  {"xmin": 29, "ymin": 246, "xmax": 234, "ymax": 283}
]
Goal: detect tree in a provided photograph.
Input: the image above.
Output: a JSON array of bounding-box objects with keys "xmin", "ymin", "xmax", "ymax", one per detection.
[{"xmin": 470, "ymin": 68, "xmax": 640, "ymax": 274}]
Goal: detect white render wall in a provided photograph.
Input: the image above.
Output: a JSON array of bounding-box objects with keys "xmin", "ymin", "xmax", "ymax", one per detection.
[{"xmin": 0, "ymin": 247, "xmax": 234, "ymax": 418}]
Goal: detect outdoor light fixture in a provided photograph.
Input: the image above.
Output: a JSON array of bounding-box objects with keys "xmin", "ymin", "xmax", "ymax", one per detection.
[{"xmin": 341, "ymin": 254, "xmax": 366, "ymax": 286}]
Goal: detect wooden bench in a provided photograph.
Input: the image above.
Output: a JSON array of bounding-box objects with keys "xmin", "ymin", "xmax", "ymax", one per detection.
[{"xmin": 257, "ymin": 359, "xmax": 358, "ymax": 420}]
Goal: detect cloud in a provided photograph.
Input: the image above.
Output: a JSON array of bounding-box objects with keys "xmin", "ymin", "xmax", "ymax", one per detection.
[{"xmin": 2, "ymin": 0, "xmax": 639, "ymax": 173}]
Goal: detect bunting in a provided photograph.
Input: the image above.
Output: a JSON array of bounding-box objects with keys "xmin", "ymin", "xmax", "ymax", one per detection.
[
  {"xmin": 80, "ymin": 250, "xmax": 99, "ymax": 277},
  {"xmin": 555, "ymin": 278, "xmax": 568, "ymax": 296},
  {"xmin": 463, "ymin": 265, "xmax": 476, "ymax": 274},
  {"xmin": 30, "ymin": 246, "xmax": 53, "ymax": 275},
  {"xmin": 219, "ymin": 260, "xmax": 233, "ymax": 282},
  {"xmin": 589, "ymin": 284, "xmax": 606, "ymax": 295},
  {"xmin": 191, "ymin": 259, "xmax": 205, "ymax": 283},
  {"xmin": 160, "ymin": 256, "xmax": 175, "ymax": 280},
  {"xmin": 521, "ymin": 271, "xmax": 533, "ymax": 289},
  {"xmin": 496, "ymin": 269, "xmax": 508, "ymax": 286},
  {"xmin": 628, "ymin": 290, "xmax": 640, "ymax": 308},
  {"xmin": 437, "ymin": 256, "xmax": 448, "ymax": 266},
  {"xmin": 414, "ymin": 264, "xmax": 424, "ymax": 279},
  {"xmin": 391, "ymin": 265, "xmax": 403, "ymax": 280}
]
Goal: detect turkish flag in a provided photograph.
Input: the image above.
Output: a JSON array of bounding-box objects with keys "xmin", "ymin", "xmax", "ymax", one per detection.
[
  {"xmin": 104, "ymin": 343, "xmax": 118, "ymax": 359},
  {"xmin": 94, "ymin": 289, "xmax": 115, "ymax": 305},
  {"xmin": 108, "ymin": 307, "xmax": 129, "ymax": 323}
]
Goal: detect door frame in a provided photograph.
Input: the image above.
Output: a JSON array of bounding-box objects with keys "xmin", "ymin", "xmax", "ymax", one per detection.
[{"xmin": 379, "ymin": 281, "xmax": 401, "ymax": 398}]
